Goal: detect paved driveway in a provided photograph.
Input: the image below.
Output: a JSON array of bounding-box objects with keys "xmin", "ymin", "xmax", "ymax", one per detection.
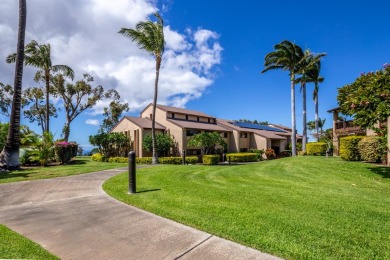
[{"xmin": 0, "ymin": 167, "xmax": 281, "ymax": 260}]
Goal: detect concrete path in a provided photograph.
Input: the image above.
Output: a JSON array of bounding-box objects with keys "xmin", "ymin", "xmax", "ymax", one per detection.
[{"xmin": 0, "ymin": 167, "xmax": 281, "ymax": 260}]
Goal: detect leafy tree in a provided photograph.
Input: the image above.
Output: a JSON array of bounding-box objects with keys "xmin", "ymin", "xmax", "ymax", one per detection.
[
  {"xmin": 0, "ymin": 123, "xmax": 9, "ymax": 150},
  {"xmin": 52, "ymin": 74, "xmax": 108, "ymax": 141},
  {"xmin": 89, "ymin": 132, "xmax": 130, "ymax": 157},
  {"xmin": 23, "ymin": 87, "xmax": 57, "ymax": 134},
  {"xmin": 100, "ymin": 90, "xmax": 129, "ymax": 133},
  {"xmin": 6, "ymin": 40, "xmax": 74, "ymax": 134},
  {"xmin": 0, "ymin": 0, "xmax": 27, "ymax": 169},
  {"xmin": 77, "ymin": 146, "xmax": 84, "ymax": 156},
  {"xmin": 19, "ymin": 125, "xmax": 39, "ymax": 147},
  {"xmin": 143, "ymin": 133, "xmax": 174, "ymax": 157},
  {"xmin": 0, "ymin": 83, "xmax": 14, "ymax": 117},
  {"xmin": 262, "ymin": 40, "xmax": 304, "ymax": 156},
  {"xmin": 307, "ymin": 118, "xmax": 326, "ymax": 132},
  {"xmin": 337, "ymin": 64, "xmax": 390, "ymax": 134},
  {"xmin": 119, "ymin": 12, "xmax": 165, "ymax": 164},
  {"xmin": 295, "ymin": 50, "xmax": 326, "ymax": 151},
  {"xmin": 188, "ymin": 132, "xmax": 227, "ymax": 155}
]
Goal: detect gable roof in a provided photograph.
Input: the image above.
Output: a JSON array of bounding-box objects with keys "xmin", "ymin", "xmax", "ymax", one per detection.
[
  {"xmin": 252, "ymin": 129, "xmax": 287, "ymax": 140},
  {"xmin": 141, "ymin": 103, "xmax": 213, "ymax": 118},
  {"xmin": 167, "ymin": 119, "xmax": 231, "ymax": 132},
  {"xmin": 125, "ymin": 116, "xmax": 165, "ymax": 130}
]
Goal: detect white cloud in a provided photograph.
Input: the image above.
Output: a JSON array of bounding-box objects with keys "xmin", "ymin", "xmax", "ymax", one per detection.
[
  {"xmin": 85, "ymin": 119, "xmax": 99, "ymax": 126},
  {"xmin": 0, "ymin": 0, "xmax": 222, "ymax": 114}
]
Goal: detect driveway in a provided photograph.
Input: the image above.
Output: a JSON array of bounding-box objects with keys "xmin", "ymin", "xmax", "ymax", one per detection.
[{"xmin": 0, "ymin": 167, "xmax": 281, "ymax": 260}]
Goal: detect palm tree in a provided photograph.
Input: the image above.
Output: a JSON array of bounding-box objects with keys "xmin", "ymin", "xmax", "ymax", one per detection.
[
  {"xmin": 261, "ymin": 40, "xmax": 304, "ymax": 156},
  {"xmin": 307, "ymin": 61, "xmax": 324, "ymax": 142},
  {"xmin": 295, "ymin": 51, "xmax": 326, "ymax": 151},
  {"xmin": 0, "ymin": 0, "xmax": 27, "ymax": 169},
  {"xmin": 6, "ymin": 41, "xmax": 74, "ymax": 134},
  {"xmin": 119, "ymin": 13, "xmax": 165, "ymax": 164}
]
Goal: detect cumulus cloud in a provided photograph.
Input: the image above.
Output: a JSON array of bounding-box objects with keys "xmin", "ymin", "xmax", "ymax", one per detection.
[
  {"xmin": 0, "ymin": 0, "xmax": 222, "ymax": 114},
  {"xmin": 85, "ymin": 119, "xmax": 100, "ymax": 126}
]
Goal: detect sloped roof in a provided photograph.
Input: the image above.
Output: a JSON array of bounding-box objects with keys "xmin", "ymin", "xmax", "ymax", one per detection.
[
  {"xmin": 268, "ymin": 123, "xmax": 292, "ymax": 131},
  {"xmin": 252, "ymin": 129, "xmax": 287, "ymax": 140},
  {"xmin": 217, "ymin": 119, "xmax": 243, "ymax": 131},
  {"xmin": 125, "ymin": 116, "xmax": 165, "ymax": 130},
  {"xmin": 141, "ymin": 103, "xmax": 213, "ymax": 118},
  {"xmin": 167, "ymin": 119, "xmax": 231, "ymax": 132}
]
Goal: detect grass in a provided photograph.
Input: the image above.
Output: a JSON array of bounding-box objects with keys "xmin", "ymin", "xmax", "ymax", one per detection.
[
  {"xmin": 103, "ymin": 156, "xmax": 390, "ymax": 260},
  {"xmin": 0, "ymin": 156, "xmax": 127, "ymax": 184},
  {"xmin": 0, "ymin": 224, "xmax": 58, "ymax": 259}
]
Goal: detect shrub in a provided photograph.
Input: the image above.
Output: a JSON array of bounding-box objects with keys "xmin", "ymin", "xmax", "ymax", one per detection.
[
  {"xmin": 185, "ymin": 156, "xmax": 199, "ymax": 164},
  {"xmin": 265, "ymin": 148, "xmax": 276, "ymax": 160},
  {"xmin": 339, "ymin": 136, "xmax": 364, "ymax": 161},
  {"xmin": 279, "ymin": 150, "xmax": 291, "ymax": 158},
  {"xmin": 226, "ymin": 153, "xmax": 258, "ymax": 162},
  {"xmin": 358, "ymin": 136, "xmax": 384, "ymax": 163},
  {"xmin": 108, "ymin": 156, "xmax": 199, "ymax": 164},
  {"xmin": 202, "ymin": 155, "xmax": 220, "ymax": 165},
  {"xmin": 108, "ymin": 157, "xmax": 128, "ymax": 163},
  {"xmin": 306, "ymin": 142, "xmax": 327, "ymax": 156},
  {"xmin": 159, "ymin": 157, "xmax": 183, "ymax": 164},
  {"xmin": 136, "ymin": 157, "xmax": 153, "ymax": 164},
  {"xmin": 248, "ymin": 149, "xmax": 265, "ymax": 160},
  {"xmin": 19, "ymin": 148, "xmax": 40, "ymax": 165},
  {"xmin": 54, "ymin": 141, "xmax": 78, "ymax": 164},
  {"xmin": 91, "ymin": 153, "xmax": 105, "ymax": 162}
]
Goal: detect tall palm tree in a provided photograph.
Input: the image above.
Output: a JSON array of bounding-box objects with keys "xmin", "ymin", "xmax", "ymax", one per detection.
[
  {"xmin": 6, "ymin": 41, "xmax": 74, "ymax": 134},
  {"xmin": 0, "ymin": 0, "xmax": 27, "ymax": 169},
  {"xmin": 261, "ymin": 40, "xmax": 304, "ymax": 156},
  {"xmin": 119, "ymin": 12, "xmax": 165, "ymax": 164},
  {"xmin": 295, "ymin": 51, "xmax": 326, "ymax": 151},
  {"xmin": 307, "ymin": 61, "xmax": 324, "ymax": 142}
]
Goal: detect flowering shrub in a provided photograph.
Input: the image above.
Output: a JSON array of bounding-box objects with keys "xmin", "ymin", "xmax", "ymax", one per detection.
[
  {"xmin": 54, "ymin": 141, "xmax": 78, "ymax": 164},
  {"xmin": 265, "ymin": 148, "xmax": 276, "ymax": 160}
]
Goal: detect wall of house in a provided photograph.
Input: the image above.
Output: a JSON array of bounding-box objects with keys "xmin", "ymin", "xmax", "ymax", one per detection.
[
  {"xmin": 111, "ymin": 119, "xmax": 138, "ymax": 153},
  {"xmin": 250, "ymin": 134, "xmax": 268, "ymax": 151},
  {"xmin": 239, "ymin": 132, "xmax": 250, "ymax": 151}
]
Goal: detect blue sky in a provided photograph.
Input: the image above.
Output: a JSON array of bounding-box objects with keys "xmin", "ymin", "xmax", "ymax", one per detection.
[{"xmin": 1, "ymin": 0, "xmax": 389, "ymax": 150}]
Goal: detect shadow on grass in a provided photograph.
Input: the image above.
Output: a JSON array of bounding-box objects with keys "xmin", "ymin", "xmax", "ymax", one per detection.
[
  {"xmin": 0, "ymin": 170, "xmax": 31, "ymax": 180},
  {"xmin": 368, "ymin": 165, "xmax": 390, "ymax": 178},
  {"xmin": 136, "ymin": 188, "xmax": 161, "ymax": 193}
]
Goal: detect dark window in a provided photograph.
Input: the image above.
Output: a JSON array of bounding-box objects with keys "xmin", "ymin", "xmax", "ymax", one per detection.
[
  {"xmin": 187, "ymin": 149, "xmax": 201, "ymax": 156},
  {"xmin": 240, "ymin": 133, "xmax": 248, "ymax": 138},
  {"xmin": 150, "ymin": 114, "xmax": 152, "ymax": 119},
  {"xmin": 240, "ymin": 148, "xmax": 248, "ymax": 152},
  {"xmin": 186, "ymin": 115, "xmax": 188, "ymax": 120},
  {"xmin": 208, "ymin": 118, "xmax": 211, "ymax": 123},
  {"xmin": 197, "ymin": 117, "xmax": 200, "ymax": 122},
  {"xmin": 186, "ymin": 129, "xmax": 198, "ymax": 136},
  {"xmin": 223, "ymin": 132, "xmax": 228, "ymax": 138},
  {"xmin": 172, "ymin": 113, "xmax": 175, "ymax": 118}
]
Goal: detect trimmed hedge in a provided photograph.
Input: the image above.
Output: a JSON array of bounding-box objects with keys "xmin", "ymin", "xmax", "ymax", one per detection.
[
  {"xmin": 306, "ymin": 142, "xmax": 327, "ymax": 156},
  {"xmin": 108, "ymin": 157, "xmax": 128, "ymax": 163},
  {"xmin": 340, "ymin": 136, "xmax": 364, "ymax": 161},
  {"xmin": 130, "ymin": 156, "xmax": 199, "ymax": 164},
  {"xmin": 135, "ymin": 157, "xmax": 153, "ymax": 164},
  {"xmin": 358, "ymin": 136, "xmax": 383, "ymax": 163},
  {"xmin": 202, "ymin": 155, "xmax": 220, "ymax": 165},
  {"xmin": 226, "ymin": 153, "xmax": 258, "ymax": 162},
  {"xmin": 91, "ymin": 153, "xmax": 106, "ymax": 162}
]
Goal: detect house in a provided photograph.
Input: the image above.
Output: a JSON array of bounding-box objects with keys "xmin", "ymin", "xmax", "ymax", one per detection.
[{"xmin": 111, "ymin": 104, "xmax": 300, "ymax": 157}]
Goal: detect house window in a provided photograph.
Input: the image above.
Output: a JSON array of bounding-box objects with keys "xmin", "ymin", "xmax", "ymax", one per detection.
[
  {"xmin": 240, "ymin": 148, "xmax": 248, "ymax": 152},
  {"xmin": 223, "ymin": 132, "xmax": 228, "ymax": 138},
  {"xmin": 186, "ymin": 129, "xmax": 198, "ymax": 136},
  {"xmin": 172, "ymin": 113, "xmax": 175, "ymax": 118},
  {"xmin": 240, "ymin": 133, "xmax": 248, "ymax": 138},
  {"xmin": 197, "ymin": 116, "xmax": 200, "ymax": 122},
  {"xmin": 208, "ymin": 118, "xmax": 211, "ymax": 123},
  {"xmin": 187, "ymin": 149, "xmax": 201, "ymax": 156},
  {"xmin": 150, "ymin": 114, "xmax": 152, "ymax": 119},
  {"xmin": 186, "ymin": 115, "xmax": 188, "ymax": 120}
]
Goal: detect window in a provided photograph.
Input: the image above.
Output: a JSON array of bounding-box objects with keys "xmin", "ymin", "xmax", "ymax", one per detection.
[
  {"xmin": 186, "ymin": 115, "xmax": 188, "ymax": 120},
  {"xmin": 240, "ymin": 148, "xmax": 248, "ymax": 152},
  {"xmin": 240, "ymin": 133, "xmax": 248, "ymax": 138},
  {"xmin": 172, "ymin": 113, "xmax": 175, "ymax": 118},
  {"xmin": 187, "ymin": 149, "xmax": 201, "ymax": 155},
  {"xmin": 197, "ymin": 116, "xmax": 200, "ymax": 122},
  {"xmin": 208, "ymin": 118, "xmax": 211, "ymax": 123},
  {"xmin": 223, "ymin": 132, "xmax": 228, "ymax": 138},
  {"xmin": 186, "ymin": 129, "xmax": 199, "ymax": 136},
  {"xmin": 149, "ymin": 114, "xmax": 152, "ymax": 119}
]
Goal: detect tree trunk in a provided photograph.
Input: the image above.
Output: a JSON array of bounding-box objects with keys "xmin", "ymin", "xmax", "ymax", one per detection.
[
  {"xmin": 63, "ymin": 121, "xmax": 70, "ymax": 142},
  {"xmin": 314, "ymin": 83, "xmax": 319, "ymax": 142},
  {"xmin": 151, "ymin": 56, "xmax": 161, "ymax": 164},
  {"xmin": 290, "ymin": 74, "xmax": 297, "ymax": 156},
  {"xmin": 0, "ymin": 0, "xmax": 26, "ymax": 170},
  {"xmin": 302, "ymin": 82, "xmax": 307, "ymax": 153},
  {"xmin": 45, "ymin": 70, "xmax": 50, "ymax": 134}
]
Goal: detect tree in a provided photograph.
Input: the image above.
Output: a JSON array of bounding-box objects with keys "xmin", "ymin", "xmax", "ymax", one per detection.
[
  {"xmin": 77, "ymin": 146, "xmax": 84, "ymax": 156},
  {"xmin": 188, "ymin": 132, "xmax": 227, "ymax": 155},
  {"xmin": 0, "ymin": 83, "xmax": 14, "ymax": 117},
  {"xmin": 119, "ymin": 12, "xmax": 165, "ymax": 164},
  {"xmin": 143, "ymin": 133, "xmax": 174, "ymax": 157},
  {"xmin": 89, "ymin": 132, "xmax": 130, "ymax": 157},
  {"xmin": 6, "ymin": 40, "xmax": 74, "ymax": 134},
  {"xmin": 52, "ymin": 74, "xmax": 107, "ymax": 141},
  {"xmin": 296, "ymin": 50, "xmax": 326, "ymax": 150},
  {"xmin": 0, "ymin": 0, "xmax": 27, "ymax": 169},
  {"xmin": 23, "ymin": 87, "xmax": 57, "ymax": 134},
  {"xmin": 262, "ymin": 40, "xmax": 304, "ymax": 156},
  {"xmin": 100, "ymin": 90, "xmax": 129, "ymax": 133},
  {"xmin": 337, "ymin": 64, "xmax": 390, "ymax": 134}
]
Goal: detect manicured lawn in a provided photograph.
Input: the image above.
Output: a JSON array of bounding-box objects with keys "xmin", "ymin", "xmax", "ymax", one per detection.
[
  {"xmin": 0, "ymin": 224, "xmax": 58, "ymax": 259},
  {"xmin": 0, "ymin": 156, "xmax": 126, "ymax": 184},
  {"xmin": 104, "ymin": 156, "xmax": 390, "ymax": 259}
]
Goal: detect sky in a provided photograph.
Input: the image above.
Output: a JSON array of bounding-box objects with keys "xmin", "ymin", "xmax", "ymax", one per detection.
[{"xmin": 1, "ymin": 0, "xmax": 389, "ymax": 151}]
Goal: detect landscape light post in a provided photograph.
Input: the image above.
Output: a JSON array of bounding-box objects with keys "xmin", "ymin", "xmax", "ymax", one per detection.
[
  {"xmin": 182, "ymin": 150, "xmax": 186, "ymax": 165},
  {"xmin": 128, "ymin": 151, "xmax": 136, "ymax": 194}
]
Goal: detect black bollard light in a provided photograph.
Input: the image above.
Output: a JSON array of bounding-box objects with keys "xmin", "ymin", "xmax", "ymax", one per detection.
[
  {"xmin": 182, "ymin": 149, "xmax": 186, "ymax": 165},
  {"xmin": 128, "ymin": 151, "xmax": 136, "ymax": 194}
]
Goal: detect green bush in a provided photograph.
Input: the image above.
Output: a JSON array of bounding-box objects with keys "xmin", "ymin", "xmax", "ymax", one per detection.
[
  {"xmin": 108, "ymin": 157, "xmax": 128, "ymax": 163},
  {"xmin": 19, "ymin": 148, "xmax": 40, "ymax": 165},
  {"xmin": 306, "ymin": 142, "xmax": 327, "ymax": 155},
  {"xmin": 279, "ymin": 150, "xmax": 291, "ymax": 158},
  {"xmin": 202, "ymin": 155, "xmax": 220, "ymax": 165},
  {"xmin": 185, "ymin": 156, "xmax": 199, "ymax": 164},
  {"xmin": 54, "ymin": 141, "xmax": 78, "ymax": 164},
  {"xmin": 358, "ymin": 136, "xmax": 384, "ymax": 163},
  {"xmin": 135, "ymin": 157, "xmax": 153, "ymax": 164},
  {"xmin": 91, "ymin": 153, "xmax": 106, "ymax": 162},
  {"xmin": 248, "ymin": 149, "xmax": 265, "ymax": 160},
  {"xmin": 226, "ymin": 153, "xmax": 258, "ymax": 162},
  {"xmin": 340, "ymin": 136, "xmax": 364, "ymax": 161}
]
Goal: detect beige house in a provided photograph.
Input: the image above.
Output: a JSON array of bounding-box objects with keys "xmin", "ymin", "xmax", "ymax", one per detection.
[{"xmin": 112, "ymin": 104, "xmax": 300, "ymax": 157}]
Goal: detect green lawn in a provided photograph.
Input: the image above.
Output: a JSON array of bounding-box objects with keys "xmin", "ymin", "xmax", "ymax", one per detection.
[
  {"xmin": 103, "ymin": 156, "xmax": 390, "ymax": 260},
  {"xmin": 0, "ymin": 156, "xmax": 126, "ymax": 184},
  {"xmin": 0, "ymin": 224, "xmax": 58, "ymax": 259}
]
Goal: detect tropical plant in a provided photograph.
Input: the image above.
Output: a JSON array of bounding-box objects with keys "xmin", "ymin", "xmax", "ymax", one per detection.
[
  {"xmin": 6, "ymin": 40, "xmax": 74, "ymax": 134},
  {"xmin": 0, "ymin": 0, "xmax": 27, "ymax": 169},
  {"xmin": 188, "ymin": 132, "xmax": 227, "ymax": 155},
  {"xmin": 261, "ymin": 40, "xmax": 304, "ymax": 156},
  {"xmin": 143, "ymin": 133, "xmax": 174, "ymax": 157},
  {"xmin": 36, "ymin": 132, "xmax": 54, "ymax": 166},
  {"xmin": 119, "ymin": 12, "xmax": 165, "ymax": 164},
  {"xmin": 0, "ymin": 83, "xmax": 14, "ymax": 117}
]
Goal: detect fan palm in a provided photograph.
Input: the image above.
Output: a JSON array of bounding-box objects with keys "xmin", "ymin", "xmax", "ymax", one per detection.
[
  {"xmin": 119, "ymin": 12, "xmax": 165, "ymax": 164},
  {"xmin": 6, "ymin": 40, "xmax": 74, "ymax": 133},
  {"xmin": 307, "ymin": 61, "xmax": 324, "ymax": 142},
  {"xmin": 261, "ymin": 40, "xmax": 304, "ymax": 156},
  {"xmin": 296, "ymin": 51, "xmax": 326, "ymax": 151},
  {"xmin": 0, "ymin": 0, "xmax": 27, "ymax": 169}
]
